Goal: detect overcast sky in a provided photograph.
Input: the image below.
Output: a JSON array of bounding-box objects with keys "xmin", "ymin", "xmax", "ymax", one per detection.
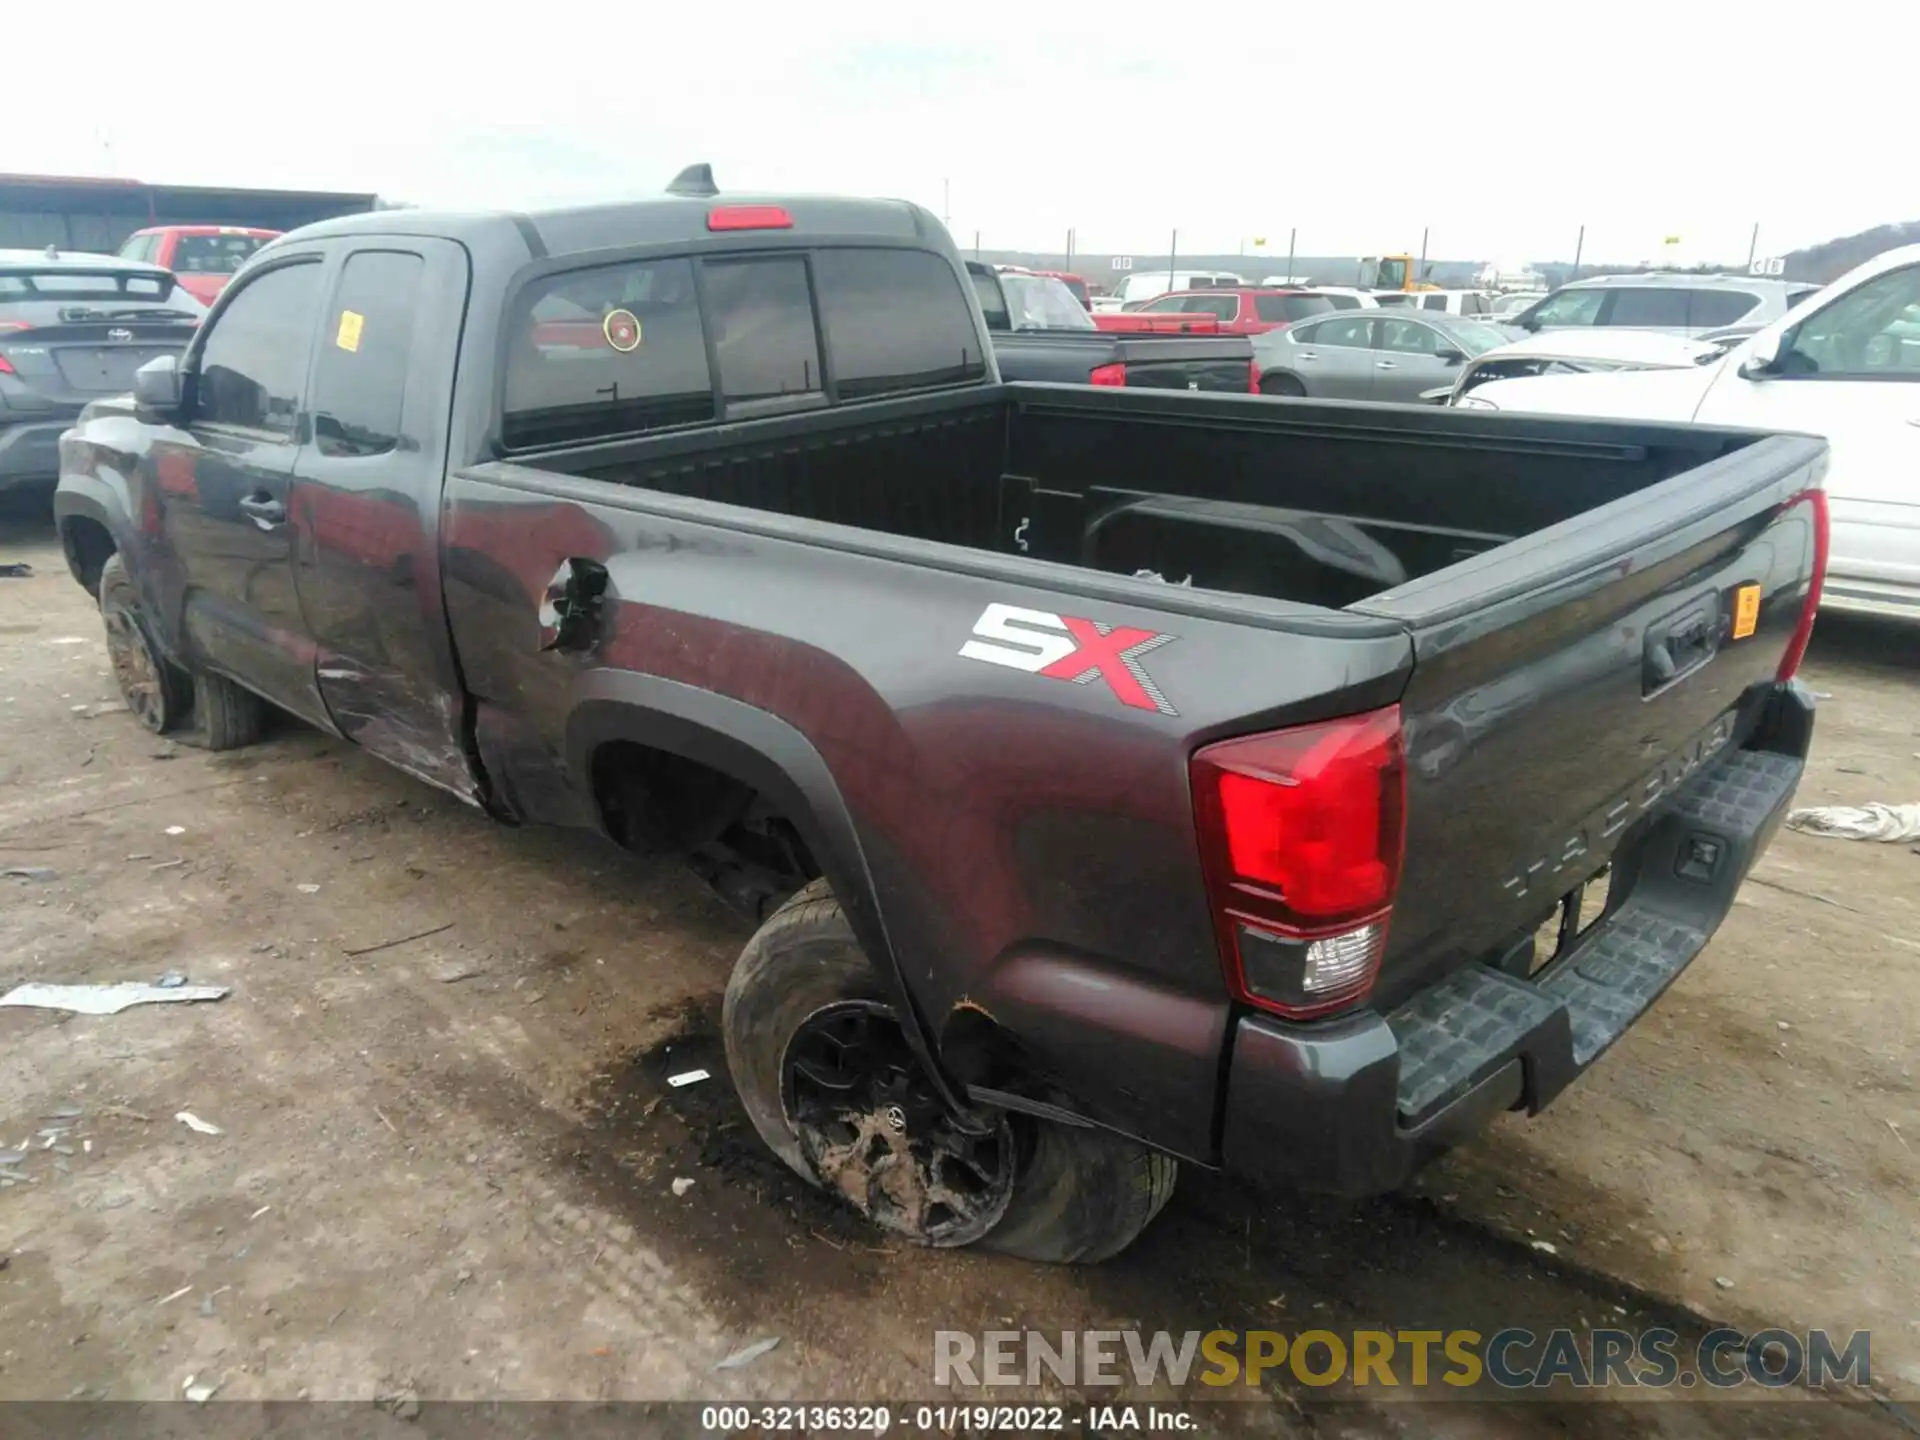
[{"xmin": 10, "ymin": 0, "xmax": 1903, "ymax": 265}]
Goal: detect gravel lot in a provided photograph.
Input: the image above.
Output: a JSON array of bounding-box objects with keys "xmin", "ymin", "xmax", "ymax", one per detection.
[{"xmin": 1, "ymin": 512, "xmax": 1913, "ymax": 1436}]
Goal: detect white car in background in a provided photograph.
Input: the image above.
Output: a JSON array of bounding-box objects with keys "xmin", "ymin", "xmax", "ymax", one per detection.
[
  {"xmin": 1298, "ymin": 286, "xmax": 1380, "ymax": 310},
  {"xmin": 1428, "ymin": 328, "xmax": 1730, "ymax": 404},
  {"xmin": 1375, "ymin": 288, "xmax": 1503, "ymax": 318},
  {"xmin": 1459, "ymin": 244, "xmax": 1920, "ymax": 623}
]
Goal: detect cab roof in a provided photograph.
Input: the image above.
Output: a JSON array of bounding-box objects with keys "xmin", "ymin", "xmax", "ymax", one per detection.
[{"xmin": 281, "ymin": 165, "xmax": 943, "ymax": 261}]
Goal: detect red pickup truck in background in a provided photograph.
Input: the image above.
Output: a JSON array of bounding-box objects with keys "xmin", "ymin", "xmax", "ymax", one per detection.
[
  {"xmin": 1098, "ymin": 286, "xmax": 1337, "ymax": 337},
  {"xmin": 115, "ymin": 225, "xmax": 283, "ymax": 305}
]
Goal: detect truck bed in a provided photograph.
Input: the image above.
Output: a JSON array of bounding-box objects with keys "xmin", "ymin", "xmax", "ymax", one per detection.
[{"xmin": 517, "ymin": 381, "xmax": 1783, "ymax": 613}]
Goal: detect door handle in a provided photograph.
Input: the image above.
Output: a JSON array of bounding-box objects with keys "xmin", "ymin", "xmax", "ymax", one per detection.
[
  {"xmin": 1298, "ymin": 352, "xmax": 1318, "ymax": 361},
  {"xmin": 238, "ymin": 492, "xmax": 286, "ymax": 527},
  {"xmin": 1375, "ymin": 360, "xmax": 1398, "ymax": 370}
]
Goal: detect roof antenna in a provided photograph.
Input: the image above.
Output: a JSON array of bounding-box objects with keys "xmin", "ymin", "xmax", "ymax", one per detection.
[{"xmin": 666, "ymin": 164, "xmax": 718, "ymax": 198}]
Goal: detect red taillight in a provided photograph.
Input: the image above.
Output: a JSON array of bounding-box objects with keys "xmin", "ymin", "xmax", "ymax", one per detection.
[
  {"xmin": 706, "ymin": 205, "xmax": 794, "ymax": 232},
  {"xmin": 0, "ymin": 354, "xmax": 14, "ymax": 376},
  {"xmin": 1776, "ymin": 488, "xmax": 1829, "ymax": 682},
  {"xmin": 1247, "ymin": 358, "xmax": 1260, "ymax": 394},
  {"xmin": 1192, "ymin": 706, "xmax": 1406, "ymax": 1019},
  {"xmin": 1089, "ymin": 362, "xmax": 1127, "ymax": 387}
]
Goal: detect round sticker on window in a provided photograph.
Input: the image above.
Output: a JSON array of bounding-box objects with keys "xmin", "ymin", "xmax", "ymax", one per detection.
[{"xmin": 603, "ymin": 309, "xmax": 643, "ymax": 353}]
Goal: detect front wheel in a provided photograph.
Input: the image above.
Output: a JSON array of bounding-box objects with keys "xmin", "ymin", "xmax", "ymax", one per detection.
[
  {"xmin": 722, "ymin": 880, "xmax": 1177, "ymax": 1261},
  {"xmin": 1259, "ymin": 372, "xmax": 1308, "ymax": 398},
  {"xmin": 99, "ymin": 554, "xmax": 188, "ymax": 735},
  {"xmin": 98, "ymin": 553, "xmax": 266, "ymax": 750}
]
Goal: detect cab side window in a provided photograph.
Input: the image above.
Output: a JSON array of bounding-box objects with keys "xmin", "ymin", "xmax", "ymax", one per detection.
[
  {"xmin": 310, "ymin": 251, "xmax": 425, "ymax": 458},
  {"xmin": 193, "ymin": 261, "xmax": 324, "ymax": 436}
]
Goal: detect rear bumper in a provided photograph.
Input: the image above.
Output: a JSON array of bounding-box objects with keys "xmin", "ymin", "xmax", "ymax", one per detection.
[
  {"xmin": 0, "ymin": 415, "xmax": 79, "ymax": 490},
  {"xmin": 1218, "ymin": 680, "xmax": 1814, "ymax": 1197}
]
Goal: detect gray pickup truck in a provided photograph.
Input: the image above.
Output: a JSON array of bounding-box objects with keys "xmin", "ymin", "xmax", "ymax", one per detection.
[{"xmin": 53, "ymin": 167, "xmax": 1826, "ymax": 1263}]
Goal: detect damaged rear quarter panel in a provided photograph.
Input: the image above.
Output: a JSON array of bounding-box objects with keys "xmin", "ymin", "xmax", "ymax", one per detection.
[{"xmin": 442, "ymin": 470, "xmax": 1411, "ymax": 1158}]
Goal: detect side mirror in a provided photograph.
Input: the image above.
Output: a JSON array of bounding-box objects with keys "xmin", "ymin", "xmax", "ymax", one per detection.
[
  {"xmin": 133, "ymin": 355, "xmax": 183, "ymax": 419},
  {"xmin": 1738, "ymin": 331, "xmax": 1783, "ymax": 379},
  {"xmin": 1435, "ymin": 347, "xmax": 1466, "ymax": 365}
]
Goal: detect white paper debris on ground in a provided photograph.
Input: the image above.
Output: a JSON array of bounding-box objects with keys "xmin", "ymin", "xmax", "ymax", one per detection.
[
  {"xmin": 1786, "ymin": 803, "xmax": 1920, "ymax": 843},
  {"xmin": 670, "ymin": 1176, "xmax": 696, "ymax": 1197},
  {"xmin": 164, "ymin": 825, "xmax": 187, "ymax": 835},
  {"xmin": 1529, "ymin": 1240, "xmax": 1558, "ymax": 1256},
  {"xmin": 45, "ymin": 637, "xmax": 90, "ymax": 645},
  {"xmin": 0, "ymin": 982, "xmax": 229, "ymax": 1016},
  {"xmin": 296, "ymin": 883, "xmax": 321, "ymax": 894},
  {"xmin": 715, "ymin": 1336, "xmax": 781, "ymax": 1371},
  {"xmin": 667, "ymin": 1069, "xmax": 710, "ymax": 1089},
  {"xmin": 175, "ymin": 1111, "xmax": 224, "ymax": 1136},
  {"xmin": 182, "ymin": 1375, "xmax": 221, "ymax": 1403}
]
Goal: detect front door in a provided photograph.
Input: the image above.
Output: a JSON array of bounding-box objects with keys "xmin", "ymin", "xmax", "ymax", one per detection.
[
  {"xmin": 290, "ymin": 240, "xmax": 485, "ymax": 801},
  {"xmin": 1697, "ymin": 260, "xmax": 1920, "ymax": 619},
  {"xmin": 157, "ymin": 253, "xmax": 333, "ymax": 726}
]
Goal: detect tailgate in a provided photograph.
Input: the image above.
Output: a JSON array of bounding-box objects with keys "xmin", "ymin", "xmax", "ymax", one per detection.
[
  {"xmin": 1110, "ymin": 337, "xmax": 1254, "ymax": 394},
  {"xmin": 1351, "ymin": 427, "xmax": 1827, "ymax": 1021}
]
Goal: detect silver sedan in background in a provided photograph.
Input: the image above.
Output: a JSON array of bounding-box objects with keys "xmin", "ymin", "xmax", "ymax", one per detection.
[{"xmin": 1253, "ymin": 310, "xmax": 1517, "ymax": 402}]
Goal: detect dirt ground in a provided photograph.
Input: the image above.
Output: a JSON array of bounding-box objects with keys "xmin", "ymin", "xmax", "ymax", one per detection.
[{"xmin": 1, "ymin": 512, "xmax": 1915, "ymax": 1437}]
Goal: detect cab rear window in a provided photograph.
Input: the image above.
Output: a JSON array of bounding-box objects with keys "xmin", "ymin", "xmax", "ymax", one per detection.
[{"xmin": 500, "ymin": 246, "xmax": 986, "ymax": 451}]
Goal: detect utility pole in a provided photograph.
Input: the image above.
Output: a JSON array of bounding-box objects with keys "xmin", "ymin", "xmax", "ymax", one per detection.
[
  {"xmin": 1571, "ymin": 224, "xmax": 1585, "ymax": 280},
  {"xmin": 972, "ymin": 231, "xmax": 980, "ymax": 258},
  {"xmin": 1066, "ymin": 228, "xmax": 1075, "ymax": 267},
  {"xmin": 1285, "ymin": 227, "xmax": 1296, "ymax": 282},
  {"xmin": 1418, "ymin": 226, "xmax": 1429, "ymax": 282},
  {"xmin": 1746, "ymin": 222, "xmax": 1760, "ymax": 270},
  {"xmin": 1168, "ymin": 228, "xmax": 1178, "ymax": 285}
]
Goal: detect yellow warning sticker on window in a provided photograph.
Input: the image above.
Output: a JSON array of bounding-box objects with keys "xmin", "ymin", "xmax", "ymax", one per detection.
[
  {"xmin": 1732, "ymin": 583, "xmax": 1761, "ymax": 640},
  {"xmin": 335, "ymin": 310, "xmax": 365, "ymax": 353}
]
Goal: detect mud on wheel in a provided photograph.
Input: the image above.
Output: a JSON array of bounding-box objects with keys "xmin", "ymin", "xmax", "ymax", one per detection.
[
  {"xmin": 723, "ymin": 880, "xmax": 1176, "ymax": 1261},
  {"xmin": 96, "ymin": 553, "xmax": 267, "ymax": 750},
  {"xmin": 99, "ymin": 554, "xmax": 186, "ymax": 734}
]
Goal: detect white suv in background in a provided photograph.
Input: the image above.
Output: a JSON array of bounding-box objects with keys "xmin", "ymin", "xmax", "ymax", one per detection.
[
  {"xmin": 1505, "ymin": 272, "xmax": 1820, "ymax": 337},
  {"xmin": 1459, "ymin": 245, "xmax": 1920, "ymax": 623}
]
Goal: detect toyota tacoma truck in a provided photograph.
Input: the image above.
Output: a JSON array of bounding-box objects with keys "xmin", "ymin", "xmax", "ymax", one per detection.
[
  {"xmin": 967, "ymin": 262, "xmax": 1256, "ymax": 393},
  {"xmin": 54, "ymin": 165, "xmax": 1828, "ymax": 1264}
]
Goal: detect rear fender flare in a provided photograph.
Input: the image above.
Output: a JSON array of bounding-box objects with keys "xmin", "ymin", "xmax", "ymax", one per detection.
[{"xmin": 562, "ymin": 670, "xmax": 962, "ymax": 1109}]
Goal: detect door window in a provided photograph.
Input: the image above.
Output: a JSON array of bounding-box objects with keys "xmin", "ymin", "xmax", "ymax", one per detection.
[
  {"xmin": 1606, "ymin": 287, "xmax": 1758, "ymax": 328},
  {"xmin": 193, "ymin": 261, "xmax": 324, "ymax": 436},
  {"xmin": 1381, "ymin": 318, "xmax": 1448, "ymax": 355},
  {"xmin": 1296, "ymin": 316, "xmax": 1375, "ymax": 349},
  {"xmin": 1524, "ymin": 287, "xmax": 1607, "ymax": 327},
  {"xmin": 1780, "ymin": 266, "xmax": 1920, "ymax": 379},
  {"xmin": 310, "ymin": 251, "xmax": 425, "ymax": 458}
]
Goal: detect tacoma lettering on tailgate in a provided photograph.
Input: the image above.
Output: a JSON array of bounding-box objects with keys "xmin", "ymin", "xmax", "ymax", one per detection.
[
  {"xmin": 1501, "ymin": 711, "xmax": 1737, "ymax": 900},
  {"xmin": 960, "ymin": 602, "xmax": 1178, "ymax": 716}
]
